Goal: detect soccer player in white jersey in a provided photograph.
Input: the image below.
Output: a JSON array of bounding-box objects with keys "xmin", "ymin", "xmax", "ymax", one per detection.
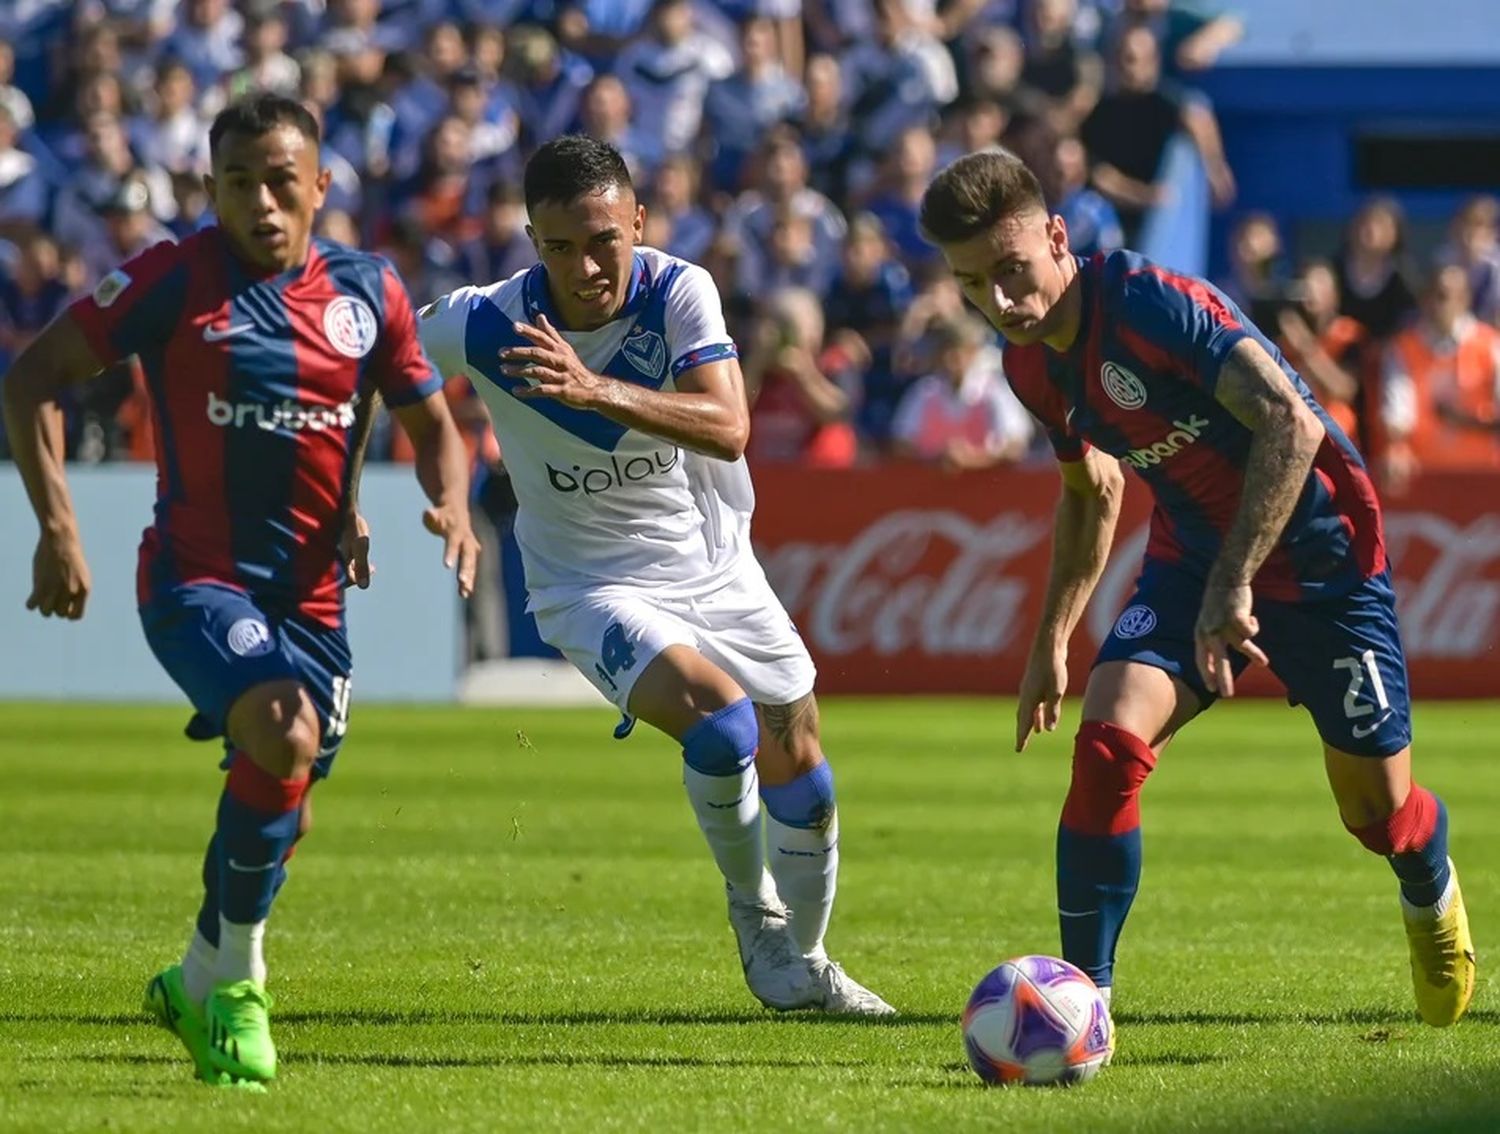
[{"xmin": 418, "ymin": 135, "xmax": 892, "ymax": 1016}]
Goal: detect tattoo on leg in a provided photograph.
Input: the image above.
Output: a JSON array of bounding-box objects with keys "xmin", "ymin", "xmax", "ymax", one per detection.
[{"xmin": 758, "ymin": 693, "xmax": 819, "ymax": 749}]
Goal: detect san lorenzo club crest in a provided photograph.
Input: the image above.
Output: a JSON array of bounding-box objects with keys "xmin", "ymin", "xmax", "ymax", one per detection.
[
  {"xmin": 622, "ymin": 327, "xmax": 667, "ymax": 380},
  {"xmin": 324, "ymin": 296, "xmax": 378, "ymax": 359},
  {"xmin": 227, "ymin": 618, "xmax": 274, "ymax": 657},
  {"xmin": 1113, "ymin": 605, "xmax": 1157, "ymax": 640},
  {"xmin": 1101, "ymin": 361, "xmax": 1148, "ymax": 410}
]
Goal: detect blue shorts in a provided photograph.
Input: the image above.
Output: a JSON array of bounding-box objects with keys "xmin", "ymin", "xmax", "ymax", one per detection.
[
  {"xmin": 140, "ymin": 581, "xmax": 353, "ymax": 779},
  {"xmin": 1095, "ymin": 560, "xmax": 1412, "ymax": 757}
]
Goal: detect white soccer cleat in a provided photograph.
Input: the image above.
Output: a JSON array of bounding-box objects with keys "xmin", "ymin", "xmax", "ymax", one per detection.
[
  {"xmin": 726, "ymin": 883, "xmax": 815, "ymax": 1011},
  {"xmin": 807, "ymin": 956, "xmax": 897, "ymax": 1017}
]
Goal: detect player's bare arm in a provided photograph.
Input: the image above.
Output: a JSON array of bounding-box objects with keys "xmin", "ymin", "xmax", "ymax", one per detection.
[
  {"xmin": 501, "ymin": 313, "xmax": 750, "ymax": 461},
  {"xmin": 1016, "ymin": 447, "xmax": 1125, "ymax": 752},
  {"xmin": 1, "ymin": 311, "xmax": 112, "ymax": 620},
  {"xmin": 1195, "ymin": 337, "xmax": 1326, "ymax": 695},
  {"xmin": 389, "ymin": 391, "xmax": 481, "ymax": 599},
  {"xmin": 340, "ymin": 388, "xmax": 382, "ymax": 590}
]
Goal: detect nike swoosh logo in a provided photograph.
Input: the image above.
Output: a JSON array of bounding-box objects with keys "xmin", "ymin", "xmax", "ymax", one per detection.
[
  {"xmin": 1065, "ymin": 406, "xmax": 1077, "ymax": 425},
  {"xmin": 1351, "ymin": 712, "xmax": 1393, "ymax": 739},
  {"xmin": 226, "ymin": 858, "xmax": 277, "ymax": 873},
  {"xmin": 203, "ymin": 323, "xmax": 255, "ymax": 341}
]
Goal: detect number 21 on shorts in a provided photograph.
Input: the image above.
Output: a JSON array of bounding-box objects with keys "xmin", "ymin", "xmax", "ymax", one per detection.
[{"xmin": 1332, "ymin": 650, "xmax": 1391, "ymax": 739}]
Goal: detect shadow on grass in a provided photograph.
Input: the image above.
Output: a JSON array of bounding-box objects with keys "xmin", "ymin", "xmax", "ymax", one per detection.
[
  {"xmin": 1113, "ymin": 1008, "xmax": 1500, "ymax": 1027},
  {"xmin": 1, "ymin": 1007, "xmax": 955, "ymax": 1028},
  {"xmin": 8, "ymin": 1006, "xmax": 1495, "ymax": 1029},
  {"xmin": 934, "ymin": 1051, "xmax": 1227, "ymax": 1076},
  {"xmin": 37, "ymin": 1050, "xmax": 870, "ymax": 1072}
]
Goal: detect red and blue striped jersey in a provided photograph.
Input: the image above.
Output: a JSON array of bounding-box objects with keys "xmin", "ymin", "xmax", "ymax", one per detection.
[
  {"xmin": 70, "ymin": 228, "xmax": 442, "ymax": 626},
  {"xmin": 1004, "ymin": 250, "xmax": 1385, "ymax": 602}
]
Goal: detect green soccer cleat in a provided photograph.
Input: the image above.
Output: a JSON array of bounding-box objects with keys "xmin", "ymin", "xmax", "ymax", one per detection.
[
  {"xmin": 205, "ymin": 980, "xmax": 278, "ymax": 1082},
  {"xmin": 143, "ymin": 965, "xmax": 226, "ymax": 1082}
]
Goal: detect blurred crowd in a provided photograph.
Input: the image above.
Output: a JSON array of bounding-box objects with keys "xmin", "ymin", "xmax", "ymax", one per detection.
[
  {"xmin": 1217, "ymin": 198, "xmax": 1500, "ymax": 495},
  {"xmin": 1, "ymin": 0, "xmax": 1496, "ymax": 493}
]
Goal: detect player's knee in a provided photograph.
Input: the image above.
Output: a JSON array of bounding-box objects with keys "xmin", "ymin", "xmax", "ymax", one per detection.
[
  {"xmin": 1346, "ymin": 783, "xmax": 1440, "ymax": 856},
  {"xmin": 761, "ymin": 760, "xmax": 835, "ymax": 830},
  {"xmin": 1060, "ymin": 721, "xmax": 1158, "ymax": 836},
  {"xmin": 682, "ymin": 697, "xmax": 759, "ymax": 777},
  {"xmin": 234, "ymin": 683, "xmax": 320, "ymax": 778}
]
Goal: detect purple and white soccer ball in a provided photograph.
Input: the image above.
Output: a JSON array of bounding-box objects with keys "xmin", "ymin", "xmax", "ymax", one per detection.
[{"xmin": 962, "ymin": 955, "xmax": 1115, "ymax": 1086}]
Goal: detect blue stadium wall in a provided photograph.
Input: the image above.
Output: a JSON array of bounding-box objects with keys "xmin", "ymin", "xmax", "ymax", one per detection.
[{"xmin": 1203, "ymin": 63, "xmax": 1500, "ymax": 276}]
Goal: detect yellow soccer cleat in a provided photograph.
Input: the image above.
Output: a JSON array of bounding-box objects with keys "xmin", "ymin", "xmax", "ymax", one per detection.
[{"xmin": 1403, "ymin": 859, "xmax": 1476, "ymax": 1028}]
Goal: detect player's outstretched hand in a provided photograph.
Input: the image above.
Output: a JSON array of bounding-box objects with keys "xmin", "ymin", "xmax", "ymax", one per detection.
[
  {"xmin": 1016, "ymin": 647, "xmax": 1067, "ymax": 752},
  {"xmin": 28, "ymin": 532, "xmax": 91, "ymax": 620},
  {"xmin": 1194, "ymin": 581, "xmax": 1268, "ymax": 697},
  {"xmin": 501, "ymin": 315, "xmax": 607, "ymax": 409},
  {"xmin": 422, "ymin": 505, "xmax": 481, "ymax": 600},
  {"xmin": 341, "ymin": 510, "xmax": 374, "ymax": 590}
]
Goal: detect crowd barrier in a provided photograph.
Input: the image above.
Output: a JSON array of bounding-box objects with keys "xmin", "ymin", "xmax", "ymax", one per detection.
[
  {"xmin": 4, "ymin": 465, "xmax": 1494, "ymax": 703},
  {"xmin": 749, "ymin": 465, "xmax": 1500, "ymax": 698}
]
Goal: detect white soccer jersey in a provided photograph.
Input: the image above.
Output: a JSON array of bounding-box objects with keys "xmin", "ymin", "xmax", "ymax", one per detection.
[{"xmin": 419, "ymin": 248, "xmax": 754, "ymax": 611}]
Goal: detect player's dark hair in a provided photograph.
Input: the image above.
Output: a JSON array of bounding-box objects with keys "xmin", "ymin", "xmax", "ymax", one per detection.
[
  {"xmin": 524, "ymin": 134, "xmax": 633, "ymax": 211},
  {"xmin": 919, "ymin": 148, "xmax": 1047, "ymax": 246},
  {"xmin": 209, "ymin": 93, "xmax": 321, "ymax": 161}
]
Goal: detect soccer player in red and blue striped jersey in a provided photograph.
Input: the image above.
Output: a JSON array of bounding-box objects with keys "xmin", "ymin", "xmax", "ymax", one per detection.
[
  {"xmin": 920, "ymin": 150, "xmax": 1474, "ymax": 1029},
  {"xmin": 1, "ymin": 94, "xmax": 480, "ymax": 1086}
]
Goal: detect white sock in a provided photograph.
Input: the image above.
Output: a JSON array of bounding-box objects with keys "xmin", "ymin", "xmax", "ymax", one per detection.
[
  {"xmin": 215, "ymin": 916, "xmax": 267, "ymax": 986},
  {"xmin": 1401, "ymin": 858, "xmax": 1458, "ymax": 920},
  {"xmin": 181, "ymin": 928, "xmax": 218, "ymax": 1003},
  {"xmin": 765, "ymin": 810, "xmax": 839, "ymax": 959},
  {"xmin": 683, "ymin": 764, "xmax": 767, "ymax": 894}
]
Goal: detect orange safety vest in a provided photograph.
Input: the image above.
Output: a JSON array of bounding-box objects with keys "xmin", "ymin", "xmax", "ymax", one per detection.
[{"xmin": 1390, "ymin": 319, "xmax": 1500, "ymax": 469}]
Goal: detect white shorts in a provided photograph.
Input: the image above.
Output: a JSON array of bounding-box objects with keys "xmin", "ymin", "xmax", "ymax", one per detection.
[{"xmin": 533, "ymin": 560, "xmax": 816, "ymax": 715}]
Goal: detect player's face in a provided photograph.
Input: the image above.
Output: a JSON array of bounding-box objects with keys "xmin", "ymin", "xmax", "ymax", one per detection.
[
  {"xmin": 940, "ymin": 209, "xmax": 1073, "ymax": 346},
  {"xmin": 528, "ymin": 184, "xmax": 645, "ymax": 331},
  {"xmin": 206, "ymin": 124, "xmax": 331, "ymax": 272}
]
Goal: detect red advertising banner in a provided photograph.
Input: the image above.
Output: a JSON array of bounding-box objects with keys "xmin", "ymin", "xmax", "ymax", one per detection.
[{"xmin": 750, "ymin": 465, "xmax": 1500, "ymax": 698}]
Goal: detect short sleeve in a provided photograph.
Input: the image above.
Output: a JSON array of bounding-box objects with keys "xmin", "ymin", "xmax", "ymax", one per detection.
[
  {"xmin": 415, "ymin": 285, "xmax": 481, "ymax": 381},
  {"xmin": 67, "ymin": 240, "xmax": 185, "ymax": 365},
  {"xmin": 372, "ymin": 264, "xmax": 444, "ymax": 407},
  {"xmin": 663, "ymin": 263, "xmax": 738, "ymax": 378},
  {"xmin": 1120, "ymin": 266, "xmax": 1250, "ymax": 393}
]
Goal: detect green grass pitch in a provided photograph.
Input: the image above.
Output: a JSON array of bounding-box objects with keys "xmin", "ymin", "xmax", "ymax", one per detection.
[{"xmin": 2, "ymin": 698, "xmax": 1497, "ymax": 1132}]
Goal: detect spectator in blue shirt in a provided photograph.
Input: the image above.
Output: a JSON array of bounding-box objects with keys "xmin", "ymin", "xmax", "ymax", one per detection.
[
  {"xmin": 795, "ymin": 53, "xmax": 854, "ymax": 204},
  {"xmin": 0, "ymin": 105, "xmax": 51, "ymax": 238},
  {"xmin": 457, "ymin": 180, "xmax": 538, "ymax": 287},
  {"xmin": 864, "ymin": 125, "xmax": 942, "ymax": 274},
  {"xmin": 162, "ymin": 0, "xmax": 243, "ymax": 96},
  {"xmin": 1047, "ymin": 134, "xmax": 1123, "ymax": 257},
  {"xmin": 702, "ymin": 16, "xmax": 806, "ymax": 193},
  {"xmin": 646, "ymin": 155, "xmax": 717, "ymax": 264},
  {"xmin": 511, "ymin": 24, "xmax": 593, "ymax": 150}
]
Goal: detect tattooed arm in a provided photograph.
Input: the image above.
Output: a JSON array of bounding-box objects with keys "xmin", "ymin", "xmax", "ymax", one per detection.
[{"xmin": 1195, "ymin": 338, "xmax": 1326, "ymax": 695}]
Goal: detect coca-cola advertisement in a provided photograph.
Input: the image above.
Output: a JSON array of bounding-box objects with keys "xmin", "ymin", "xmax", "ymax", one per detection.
[{"xmin": 751, "ymin": 465, "xmax": 1500, "ymax": 698}]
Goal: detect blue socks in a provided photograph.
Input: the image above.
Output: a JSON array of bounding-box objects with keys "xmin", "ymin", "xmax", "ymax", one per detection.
[{"xmin": 1056, "ymin": 827, "xmax": 1142, "ymax": 989}]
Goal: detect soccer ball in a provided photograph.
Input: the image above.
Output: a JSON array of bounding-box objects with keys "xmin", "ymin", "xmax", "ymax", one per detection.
[{"xmin": 962, "ymin": 955, "xmax": 1114, "ymax": 1086}]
